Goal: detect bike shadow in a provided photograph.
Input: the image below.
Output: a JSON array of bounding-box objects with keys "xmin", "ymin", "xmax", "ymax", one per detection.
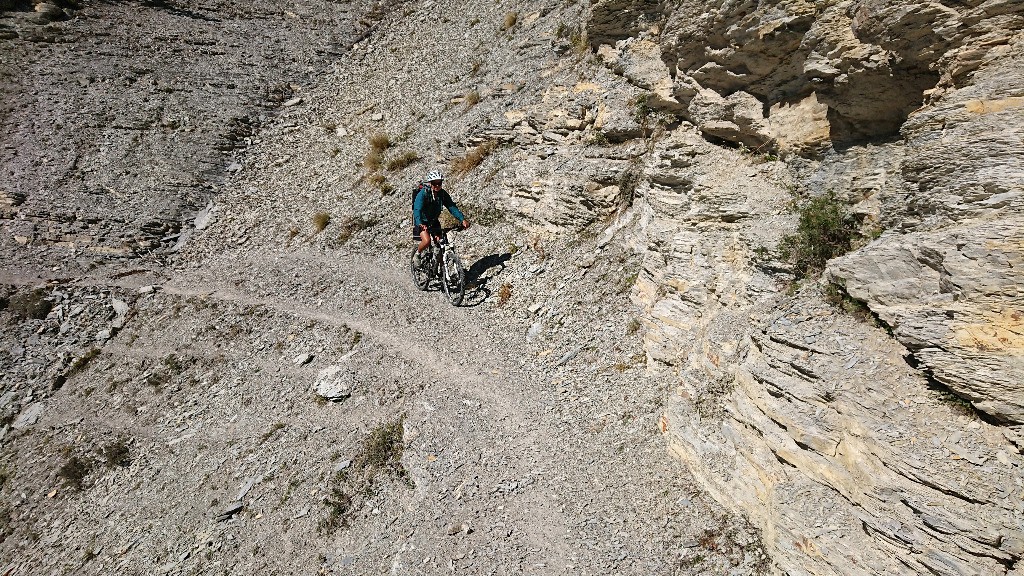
[{"xmin": 460, "ymin": 252, "xmax": 513, "ymax": 307}]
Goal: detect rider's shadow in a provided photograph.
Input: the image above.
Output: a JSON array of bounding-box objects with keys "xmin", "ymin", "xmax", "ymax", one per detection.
[{"xmin": 461, "ymin": 252, "xmax": 513, "ymax": 307}]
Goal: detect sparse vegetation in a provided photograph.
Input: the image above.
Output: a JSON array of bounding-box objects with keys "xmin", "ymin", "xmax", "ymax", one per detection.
[
  {"xmin": 321, "ymin": 416, "xmax": 409, "ymax": 532},
  {"xmin": 385, "ymin": 150, "xmax": 419, "ymax": 171},
  {"xmin": 618, "ymin": 270, "xmax": 639, "ymax": 294},
  {"xmin": 469, "ymin": 59, "xmax": 482, "ymax": 76},
  {"xmin": 501, "ymin": 11, "xmax": 518, "ymax": 31},
  {"xmin": 451, "ymin": 140, "xmax": 497, "ymax": 176},
  {"xmin": 779, "ymin": 192, "xmax": 860, "ymax": 278},
  {"xmin": 68, "ymin": 347, "xmax": 101, "ymax": 376},
  {"xmin": 930, "ymin": 385, "xmax": 978, "ymax": 419},
  {"xmin": 8, "ymin": 288, "xmax": 52, "ymax": 322},
  {"xmin": 458, "ymin": 201, "xmax": 505, "ymax": 226},
  {"xmin": 311, "ymin": 211, "xmax": 331, "ymax": 233},
  {"xmin": 464, "ymin": 89, "xmax": 480, "ymax": 108},
  {"xmin": 823, "ymin": 283, "xmax": 877, "ymax": 325},
  {"xmin": 260, "ymin": 421, "xmax": 287, "ymax": 444},
  {"xmin": 631, "ymin": 92, "xmax": 652, "ymax": 125},
  {"xmin": 569, "ymin": 28, "xmax": 588, "ymax": 54},
  {"xmin": 336, "ymin": 216, "xmax": 378, "ymax": 245},
  {"xmin": 625, "ymin": 318, "xmax": 641, "ymax": 335},
  {"xmin": 101, "ymin": 439, "xmax": 131, "ymax": 467},
  {"xmin": 57, "ymin": 456, "xmax": 94, "ymax": 491}
]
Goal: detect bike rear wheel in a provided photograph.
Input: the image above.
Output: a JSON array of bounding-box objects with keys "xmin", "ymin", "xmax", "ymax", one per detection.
[
  {"xmin": 441, "ymin": 248, "xmax": 465, "ymax": 306},
  {"xmin": 410, "ymin": 246, "xmax": 430, "ymax": 291}
]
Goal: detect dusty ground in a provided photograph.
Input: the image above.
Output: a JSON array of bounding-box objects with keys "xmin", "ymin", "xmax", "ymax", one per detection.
[{"xmin": 0, "ymin": 237, "xmax": 769, "ymax": 575}]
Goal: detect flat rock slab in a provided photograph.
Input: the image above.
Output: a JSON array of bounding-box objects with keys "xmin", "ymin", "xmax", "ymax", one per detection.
[{"xmin": 11, "ymin": 403, "xmax": 44, "ymax": 430}]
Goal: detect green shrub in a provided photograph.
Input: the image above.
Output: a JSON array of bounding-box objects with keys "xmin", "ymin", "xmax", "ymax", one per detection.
[
  {"xmin": 779, "ymin": 192, "xmax": 859, "ymax": 278},
  {"xmin": 631, "ymin": 93, "xmax": 652, "ymax": 125}
]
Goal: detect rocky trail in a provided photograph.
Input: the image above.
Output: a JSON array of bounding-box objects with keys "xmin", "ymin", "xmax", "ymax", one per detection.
[{"xmin": 0, "ymin": 244, "xmax": 767, "ymax": 574}]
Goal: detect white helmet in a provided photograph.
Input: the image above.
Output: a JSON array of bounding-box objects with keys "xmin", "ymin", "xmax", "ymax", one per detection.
[{"xmin": 426, "ymin": 170, "xmax": 444, "ymax": 183}]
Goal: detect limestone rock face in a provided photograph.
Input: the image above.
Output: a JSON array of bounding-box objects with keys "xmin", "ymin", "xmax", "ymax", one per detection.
[{"xmin": 587, "ymin": 0, "xmax": 1024, "ymax": 573}]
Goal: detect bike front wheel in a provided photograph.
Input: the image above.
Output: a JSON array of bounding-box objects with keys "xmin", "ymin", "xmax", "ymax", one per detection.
[
  {"xmin": 440, "ymin": 248, "xmax": 465, "ymax": 306},
  {"xmin": 410, "ymin": 246, "xmax": 430, "ymax": 291}
]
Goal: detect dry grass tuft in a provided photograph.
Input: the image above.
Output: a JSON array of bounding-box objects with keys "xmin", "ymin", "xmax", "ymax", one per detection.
[
  {"xmin": 496, "ymin": 283, "xmax": 512, "ymax": 307},
  {"xmin": 450, "ymin": 140, "xmax": 497, "ymax": 176},
  {"xmin": 386, "ymin": 150, "xmax": 419, "ymax": 171},
  {"xmin": 464, "ymin": 90, "xmax": 480, "ymax": 107},
  {"xmin": 312, "ymin": 212, "xmax": 331, "ymax": 233},
  {"xmin": 501, "ymin": 11, "xmax": 518, "ymax": 31},
  {"xmin": 368, "ymin": 133, "xmax": 392, "ymax": 152},
  {"xmin": 363, "ymin": 150, "xmax": 383, "ymax": 171},
  {"xmin": 364, "ymin": 133, "xmax": 393, "ymax": 171}
]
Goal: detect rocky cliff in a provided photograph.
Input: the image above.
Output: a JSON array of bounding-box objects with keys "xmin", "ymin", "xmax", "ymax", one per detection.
[{"xmin": 1, "ymin": 0, "xmax": 1021, "ymax": 574}]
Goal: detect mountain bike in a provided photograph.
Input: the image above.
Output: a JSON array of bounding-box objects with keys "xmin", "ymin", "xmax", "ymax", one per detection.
[{"xmin": 410, "ymin": 227, "xmax": 466, "ymax": 306}]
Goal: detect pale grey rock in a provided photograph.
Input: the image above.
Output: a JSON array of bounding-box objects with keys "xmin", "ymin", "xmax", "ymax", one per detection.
[
  {"xmin": 314, "ymin": 365, "xmax": 353, "ymax": 401},
  {"xmin": 193, "ymin": 202, "xmax": 215, "ymax": 231},
  {"xmin": 11, "ymin": 403, "xmax": 44, "ymax": 430}
]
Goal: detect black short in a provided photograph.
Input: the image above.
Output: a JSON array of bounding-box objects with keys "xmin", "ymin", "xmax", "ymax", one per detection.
[{"xmin": 412, "ymin": 220, "xmax": 442, "ymax": 239}]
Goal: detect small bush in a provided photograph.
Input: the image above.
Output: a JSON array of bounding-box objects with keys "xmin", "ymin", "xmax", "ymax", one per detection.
[
  {"xmin": 464, "ymin": 90, "xmax": 480, "ymax": 108},
  {"xmin": 501, "ymin": 11, "xmax": 518, "ymax": 31},
  {"xmin": 496, "ymin": 283, "xmax": 512, "ymax": 307},
  {"xmin": 451, "ymin": 140, "xmax": 497, "ymax": 176},
  {"xmin": 57, "ymin": 456, "xmax": 94, "ymax": 491},
  {"xmin": 368, "ymin": 133, "xmax": 392, "ymax": 152},
  {"xmin": 8, "ymin": 289, "xmax": 52, "ymax": 321},
  {"xmin": 101, "ymin": 439, "xmax": 131, "ymax": 467},
  {"xmin": 386, "ymin": 150, "xmax": 419, "ymax": 171},
  {"xmin": 312, "ymin": 212, "xmax": 331, "ymax": 233},
  {"xmin": 779, "ymin": 192, "xmax": 859, "ymax": 278}
]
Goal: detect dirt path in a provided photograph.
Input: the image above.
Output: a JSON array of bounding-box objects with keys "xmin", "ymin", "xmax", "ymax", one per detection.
[
  {"xmin": 1, "ymin": 245, "xmax": 764, "ymax": 576},
  {"xmin": 155, "ymin": 247, "xmax": 749, "ymax": 574}
]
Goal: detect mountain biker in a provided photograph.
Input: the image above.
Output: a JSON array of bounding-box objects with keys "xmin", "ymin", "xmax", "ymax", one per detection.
[{"xmin": 412, "ymin": 170, "xmax": 470, "ymax": 266}]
